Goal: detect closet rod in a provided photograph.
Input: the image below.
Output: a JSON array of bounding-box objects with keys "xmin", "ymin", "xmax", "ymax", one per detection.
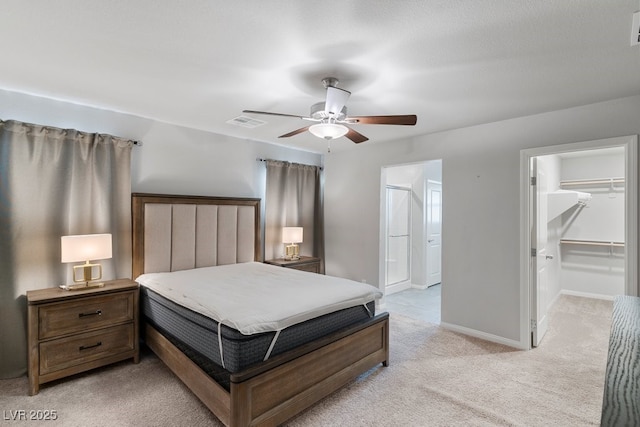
[
  {"xmin": 559, "ymin": 177, "xmax": 624, "ymax": 186},
  {"xmin": 560, "ymin": 239, "xmax": 625, "ymax": 247}
]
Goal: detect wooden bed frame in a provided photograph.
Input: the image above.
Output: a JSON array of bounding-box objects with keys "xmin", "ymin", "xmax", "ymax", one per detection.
[{"xmin": 132, "ymin": 193, "xmax": 389, "ymax": 426}]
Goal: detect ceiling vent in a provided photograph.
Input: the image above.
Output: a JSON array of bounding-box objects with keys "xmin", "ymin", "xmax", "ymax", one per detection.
[
  {"xmin": 226, "ymin": 115, "xmax": 266, "ymax": 128},
  {"xmin": 632, "ymin": 11, "xmax": 640, "ymax": 46}
]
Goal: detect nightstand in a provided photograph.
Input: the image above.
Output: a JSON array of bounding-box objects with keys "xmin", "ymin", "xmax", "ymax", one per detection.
[
  {"xmin": 264, "ymin": 256, "xmax": 322, "ymax": 274},
  {"xmin": 27, "ymin": 279, "xmax": 139, "ymax": 395}
]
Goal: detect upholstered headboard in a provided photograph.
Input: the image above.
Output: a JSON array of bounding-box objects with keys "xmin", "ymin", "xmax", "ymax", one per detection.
[{"xmin": 131, "ymin": 193, "xmax": 261, "ymax": 279}]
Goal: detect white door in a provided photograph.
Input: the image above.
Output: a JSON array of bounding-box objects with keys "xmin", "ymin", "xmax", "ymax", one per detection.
[
  {"xmin": 426, "ymin": 180, "xmax": 442, "ymax": 287},
  {"xmin": 531, "ymin": 157, "xmax": 550, "ymax": 347}
]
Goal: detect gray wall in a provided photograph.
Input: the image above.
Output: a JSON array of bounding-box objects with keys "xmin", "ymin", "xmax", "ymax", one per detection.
[{"xmin": 324, "ymin": 95, "xmax": 640, "ymax": 346}]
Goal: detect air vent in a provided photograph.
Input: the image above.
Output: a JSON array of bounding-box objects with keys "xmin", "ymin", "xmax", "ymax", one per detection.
[
  {"xmin": 226, "ymin": 115, "xmax": 266, "ymax": 128},
  {"xmin": 632, "ymin": 11, "xmax": 640, "ymax": 46}
]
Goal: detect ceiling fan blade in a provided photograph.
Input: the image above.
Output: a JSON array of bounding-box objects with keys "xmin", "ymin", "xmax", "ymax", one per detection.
[
  {"xmin": 345, "ymin": 127, "xmax": 369, "ymax": 144},
  {"xmin": 278, "ymin": 126, "xmax": 310, "ymax": 138},
  {"xmin": 324, "ymin": 86, "xmax": 351, "ymax": 116},
  {"xmin": 243, "ymin": 110, "xmax": 307, "ymax": 119},
  {"xmin": 347, "ymin": 115, "xmax": 417, "ymax": 125}
]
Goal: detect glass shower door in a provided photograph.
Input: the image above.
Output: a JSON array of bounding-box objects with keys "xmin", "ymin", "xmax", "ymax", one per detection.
[{"xmin": 386, "ymin": 186, "xmax": 411, "ymax": 287}]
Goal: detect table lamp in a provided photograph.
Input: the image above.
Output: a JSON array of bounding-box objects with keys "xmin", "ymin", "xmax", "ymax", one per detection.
[
  {"xmin": 61, "ymin": 233, "xmax": 112, "ymax": 290},
  {"xmin": 282, "ymin": 227, "xmax": 303, "ymax": 260}
]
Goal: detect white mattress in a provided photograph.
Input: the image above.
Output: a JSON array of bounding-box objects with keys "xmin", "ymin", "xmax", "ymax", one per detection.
[{"xmin": 136, "ymin": 262, "xmax": 382, "ymax": 335}]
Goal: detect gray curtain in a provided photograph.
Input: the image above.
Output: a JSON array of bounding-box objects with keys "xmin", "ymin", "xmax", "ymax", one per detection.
[
  {"xmin": 265, "ymin": 160, "xmax": 324, "ymax": 272},
  {"xmin": 0, "ymin": 119, "xmax": 133, "ymax": 378}
]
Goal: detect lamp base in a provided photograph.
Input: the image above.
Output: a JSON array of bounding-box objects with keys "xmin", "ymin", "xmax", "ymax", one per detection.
[
  {"xmin": 73, "ymin": 262, "xmax": 102, "ymax": 283},
  {"xmin": 62, "ymin": 261, "xmax": 105, "ymax": 290},
  {"xmin": 60, "ymin": 282, "xmax": 105, "ymax": 291},
  {"xmin": 284, "ymin": 243, "xmax": 300, "ymax": 261}
]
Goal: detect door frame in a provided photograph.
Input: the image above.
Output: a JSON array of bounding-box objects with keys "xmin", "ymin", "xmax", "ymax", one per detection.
[{"xmin": 519, "ymin": 135, "xmax": 638, "ymax": 350}]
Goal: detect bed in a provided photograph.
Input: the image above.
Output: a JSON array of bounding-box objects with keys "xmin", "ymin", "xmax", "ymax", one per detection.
[{"xmin": 132, "ymin": 193, "xmax": 389, "ymax": 426}]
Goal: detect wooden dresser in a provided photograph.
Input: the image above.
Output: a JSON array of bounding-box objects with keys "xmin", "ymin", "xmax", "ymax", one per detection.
[
  {"xmin": 264, "ymin": 256, "xmax": 322, "ymax": 273},
  {"xmin": 27, "ymin": 279, "xmax": 139, "ymax": 395}
]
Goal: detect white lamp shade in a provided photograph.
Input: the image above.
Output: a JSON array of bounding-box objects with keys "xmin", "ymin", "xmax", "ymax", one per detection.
[
  {"xmin": 61, "ymin": 234, "xmax": 112, "ymax": 263},
  {"xmin": 308, "ymin": 123, "xmax": 348, "ymax": 140},
  {"xmin": 282, "ymin": 227, "xmax": 303, "ymax": 244}
]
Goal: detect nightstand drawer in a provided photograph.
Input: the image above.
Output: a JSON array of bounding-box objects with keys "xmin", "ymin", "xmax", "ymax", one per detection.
[
  {"xmin": 39, "ymin": 291, "xmax": 134, "ymax": 340},
  {"xmin": 39, "ymin": 323, "xmax": 135, "ymax": 375},
  {"xmin": 290, "ymin": 263, "xmax": 320, "ymax": 273},
  {"xmin": 264, "ymin": 256, "xmax": 322, "ymax": 274}
]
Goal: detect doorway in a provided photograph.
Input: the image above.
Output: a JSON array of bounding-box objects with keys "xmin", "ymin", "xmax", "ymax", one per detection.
[
  {"xmin": 380, "ymin": 160, "xmax": 443, "ymax": 322},
  {"xmin": 521, "ymin": 136, "xmax": 638, "ymax": 349}
]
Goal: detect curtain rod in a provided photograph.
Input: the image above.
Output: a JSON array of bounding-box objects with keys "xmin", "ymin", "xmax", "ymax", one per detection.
[{"xmin": 256, "ymin": 157, "xmax": 323, "ymax": 170}]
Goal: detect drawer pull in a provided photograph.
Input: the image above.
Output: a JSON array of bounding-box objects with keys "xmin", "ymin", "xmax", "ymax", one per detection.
[
  {"xmin": 78, "ymin": 310, "xmax": 102, "ymax": 318},
  {"xmin": 79, "ymin": 342, "xmax": 102, "ymax": 351}
]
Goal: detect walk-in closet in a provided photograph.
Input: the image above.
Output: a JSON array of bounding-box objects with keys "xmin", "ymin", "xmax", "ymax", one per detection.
[{"xmin": 540, "ymin": 146, "xmax": 625, "ymax": 300}]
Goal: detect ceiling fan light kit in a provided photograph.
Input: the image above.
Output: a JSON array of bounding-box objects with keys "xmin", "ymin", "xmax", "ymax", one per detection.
[
  {"xmin": 309, "ymin": 123, "xmax": 349, "ymax": 140},
  {"xmin": 243, "ymin": 77, "xmax": 417, "ymax": 146}
]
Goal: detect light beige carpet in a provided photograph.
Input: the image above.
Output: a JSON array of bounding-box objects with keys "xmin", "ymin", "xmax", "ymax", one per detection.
[{"xmin": 0, "ymin": 295, "xmax": 612, "ymax": 426}]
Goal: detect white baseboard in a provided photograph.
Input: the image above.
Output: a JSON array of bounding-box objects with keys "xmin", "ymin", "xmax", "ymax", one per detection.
[
  {"xmin": 440, "ymin": 322, "xmax": 526, "ymax": 350},
  {"xmin": 385, "ymin": 281, "xmax": 411, "ymax": 295},
  {"xmin": 412, "ymin": 282, "xmax": 441, "ymax": 290},
  {"xmin": 560, "ymin": 289, "xmax": 615, "ymax": 301}
]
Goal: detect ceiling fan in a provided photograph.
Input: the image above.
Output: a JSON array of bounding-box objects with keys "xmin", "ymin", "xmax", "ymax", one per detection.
[{"xmin": 243, "ymin": 77, "xmax": 417, "ymax": 145}]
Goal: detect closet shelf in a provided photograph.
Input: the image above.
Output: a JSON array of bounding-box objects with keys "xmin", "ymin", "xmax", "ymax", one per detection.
[
  {"xmin": 547, "ymin": 190, "xmax": 591, "ymax": 221},
  {"xmin": 560, "ymin": 177, "xmax": 624, "ymax": 187},
  {"xmin": 560, "ymin": 239, "xmax": 624, "ymax": 247}
]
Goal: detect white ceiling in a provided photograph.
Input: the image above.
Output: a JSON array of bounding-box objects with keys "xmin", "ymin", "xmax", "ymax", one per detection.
[{"xmin": 1, "ymin": 1, "xmax": 639, "ymax": 153}]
